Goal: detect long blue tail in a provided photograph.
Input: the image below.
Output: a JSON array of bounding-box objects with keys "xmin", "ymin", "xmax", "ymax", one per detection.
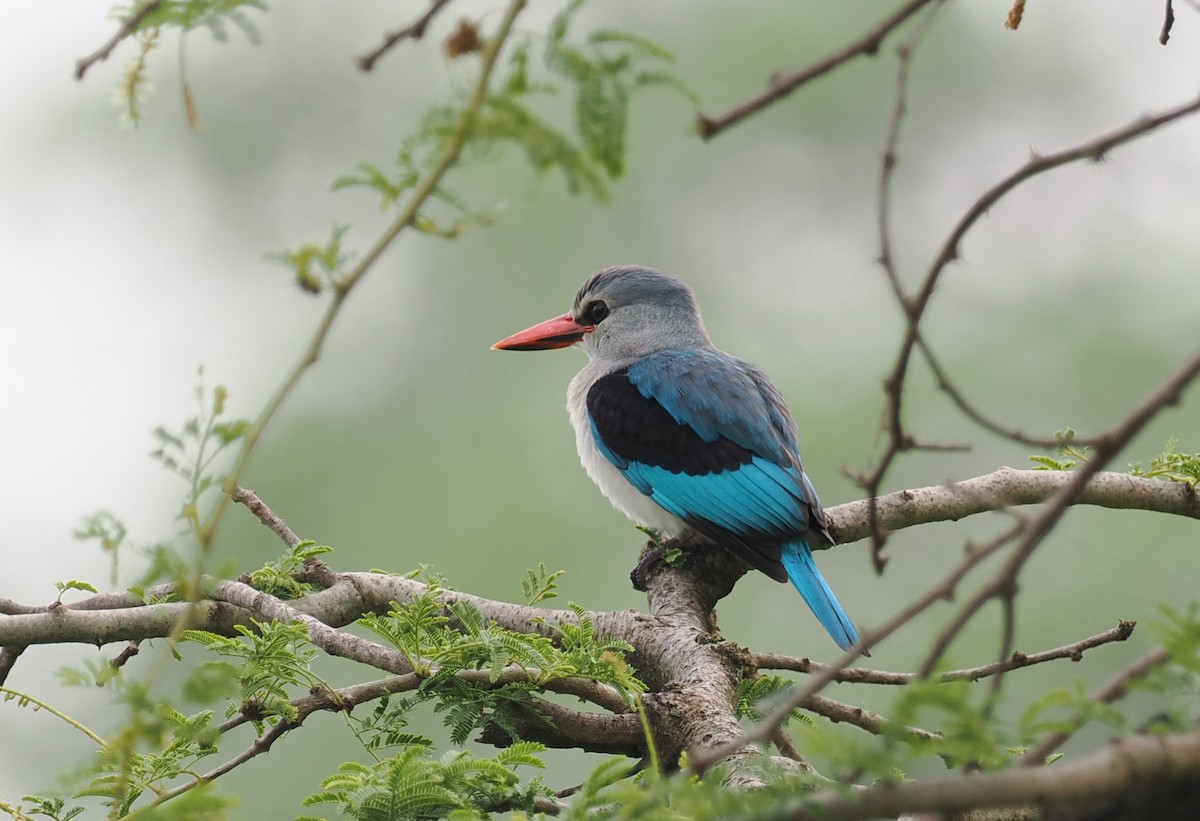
[{"xmin": 780, "ymin": 539, "xmax": 860, "ymax": 652}]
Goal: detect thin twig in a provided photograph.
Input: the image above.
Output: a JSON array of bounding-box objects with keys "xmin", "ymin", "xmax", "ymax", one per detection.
[
  {"xmin": 359, "ymin": 0, "xmax": 457, "ymax": 71},
  {"xmin": 697, "ymin": 0, "xmax": 943, "ymax": 139},
  {"xmin": 108, "ymin": 640, "xmax": 142, "ymax": 670},
  {"xmin": 917, "ymin": 335, "xmax": 1087, "ymax": 449},
  {"xmin": 804, "ymin": 694, "xmax": 939, "ymax": 743},
  {"xmin": 755, "ymin": 620, "xmax": 1136, "ymax": 684},
  {"xmin": 75, "ymin": 0, "xmax": 164, "ymax": 80},
  {"xmin": 858, "ymin": 88, "xmax": 1200, "ymax": 572},
  {"xmin": 697, "ymin": 343, "xmax": 1200, "ymax": 772},
  {"xmin": 916, "ymin": 348, "xmax": 1200, "ymax": 678},
  {"xmin": 1161, "ymin": 0, "xmax": 1176, "ymax": 44},
  {"xmin": 232, "ymin": 486, "xmax": 301, "ymax": 548},
  {"xmin": 875, "ymin": 1, "xmax": 945, "ymax": 304}
]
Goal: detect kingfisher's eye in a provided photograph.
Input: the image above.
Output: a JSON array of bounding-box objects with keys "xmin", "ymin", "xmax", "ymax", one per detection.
[{"xmin": 584, "ymin": 300, "xmax": 609, "ymax": 325}]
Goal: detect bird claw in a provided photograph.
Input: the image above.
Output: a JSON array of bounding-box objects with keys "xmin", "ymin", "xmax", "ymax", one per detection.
[{"xmin": 629, "ymin": 538, "xmax": 678, "ymax": 591}]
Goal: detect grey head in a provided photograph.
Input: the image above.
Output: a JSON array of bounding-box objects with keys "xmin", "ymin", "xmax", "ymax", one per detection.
[{"xmin": 571, "ymin": 266, "xmax": 712, "ymax": 364}]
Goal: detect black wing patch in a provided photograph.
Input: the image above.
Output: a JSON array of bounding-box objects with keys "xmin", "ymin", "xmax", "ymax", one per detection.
[
  {"xmin": 587, "ymin": 369, "xmax": 790, "ymax": 582},
  {"xmin": 586, "ymin": 370, "xmax": 753, "ymax": 475}
]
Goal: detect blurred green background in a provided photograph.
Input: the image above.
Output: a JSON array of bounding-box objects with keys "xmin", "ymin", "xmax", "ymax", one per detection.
[{"xmin": 3, "ymin": 1, "xmax": 1199, "ymax": 815}]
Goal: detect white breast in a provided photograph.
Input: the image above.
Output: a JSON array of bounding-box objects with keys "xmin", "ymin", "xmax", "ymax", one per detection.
[{"xmin": 567, "ymin": 366, "xmax": 688, "ymax": 538}]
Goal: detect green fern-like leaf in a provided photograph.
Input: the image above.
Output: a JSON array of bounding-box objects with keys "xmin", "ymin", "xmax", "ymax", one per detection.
[{"xmin": 1129, "ymin": 438, "xmax": 1200, "ymax": 488}]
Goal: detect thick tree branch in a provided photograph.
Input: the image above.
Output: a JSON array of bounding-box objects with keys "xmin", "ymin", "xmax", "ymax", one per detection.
[
  {"xmin": 825, "ymin": 468, "xmax": 1200, "ymax": 547},
  {"xmin": 780, "ymin": 727, "xmax": 1200, "ymax": 820},
  {"xmin": 1, "ymin": 471, "xmax": 1194, "ymax": 651},
  {"xmin": 478, "ymin": 698, "xmax": 644, "ymax": 755}
]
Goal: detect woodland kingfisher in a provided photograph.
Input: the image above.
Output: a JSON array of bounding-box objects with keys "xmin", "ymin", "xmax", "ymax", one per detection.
[{"xmin": 493, "ymin": 265, "xmax": 860, "ymax": 651}]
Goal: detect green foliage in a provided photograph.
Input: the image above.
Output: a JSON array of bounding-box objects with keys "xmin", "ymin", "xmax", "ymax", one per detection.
[
  {"xmin": 131, "ymin": 0, "xmax": 266, "ymax": 41},
  {"xmin": 275, "ymin": 224, "xmax": 351, "ymax": 295},
  {"xmin": 113, "ymin": 0, "xmax": 266, "ymax": 125},
  {"xmin": 18, "ymin": 794, "xmax": 85, "ymax": 821},
  {"xmin": 1129, "ymin": 438, "xmax": 1200, "ymax": 488},
  {"xmin": 887, "ymin": 678, "xmax": 1008, "ymax": 770},
  {"xmin": 360, "ymin": 587, "xmax": 642, "ymax": 745},
  {"xmin": 1029, "ymin": 428, "xmax": 1091, "ymax": 470},
  {"xmin": 1019, "ymin": 679, "xmax": 1124, "ymax": 745},
  {"xmin": 544, "ymin": 6, "xmax": 691, "ymax": 179},
  {"xmin": 1155, "ymin": 603, "xmax": 1200, "ymax": 669},
  {"xmin": 53, "ymin": 579, "xmax": 99, "ymax": 604},
  {"xmin": 150, "ymin": 369, "xmax": 250, "ymax": 532},
  {"xmin": 73, "ymin": 510, "xmax": 130, "ymax": 584},
  {"xmin": 736, "ymin": 674, "xmax": 814, "ymax": 728},
  {"xmin": 246, "ymin": 541, "xmax": 335, "ymax": 600},
  {"xmin": 37, "ymin": 669, "xmax": 228, "ymax": 817},
  {"xmin": 349, "ymin": 693, "xmax": 430, "ymax": 753},
  {"xmin": 298, "ymin": 741, "xmax": 551, "ymax": 821},
  {"xmin": 521, "ymin": 563, "xmax": 564, "ymax": 606},
  {"xmin": 325, "ymin": 0, "xmax": 684, "ymax": 251},
  {"xmin": 182, "ymin": 620, "xmax": 319, "ymax": 725}
]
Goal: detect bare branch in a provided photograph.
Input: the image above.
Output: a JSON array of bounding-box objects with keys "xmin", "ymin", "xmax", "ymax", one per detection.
[
  {"xmin": 803, "ymin": 694, "xmax": 939, "ymax": 743},
  {"xmin": 477, "ymin": 698, "xmax": 645, "ymax": 755},
  {"xmin": 1161, "ymin": 0, "xmax": 1176, "ymax": 44},
  {"xmin": 876, "ymin": 2, "xmax": 945, "ymax": 304},
  {"xmin": 232, "ymin": 486, "xmax": 300, "ymax": 548},
  {"xmin": 756, "ymin": 620, "xmax": 1136, "ymax": 684},
  {"xmin": 859, "ymin": 88, "xmax": 1200, "ymax": 569},
  {"xmin": 209, "ymin": 580, "xmax": 415, "ymax": 675},
  {"xmin": 916, "ymin": 336, "xmax": 1083, "ymax": 449},
  {"xmin": 697, "ymin": 0, "xmax": 944, "ymax": 139},
  {"xmin": 358, "ymin": 0, "xmax": 456, "ymax": 72},
  {"xmin": 916, "ymin": 348, "xmax": 1200, "ymax": 677},
  {"xmin": 75, "ymin": 0, "xmax": 164, "ymax": 80}
]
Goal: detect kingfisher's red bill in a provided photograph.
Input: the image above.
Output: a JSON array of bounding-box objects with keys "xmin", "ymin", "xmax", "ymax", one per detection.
[{"xmin": 492, "ymin": 313, "xmax": 592, "ymax": 351}]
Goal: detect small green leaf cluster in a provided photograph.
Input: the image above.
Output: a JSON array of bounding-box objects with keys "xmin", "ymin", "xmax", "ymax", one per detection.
[
  {"xmin": 298, "ymin": 741, "xmax": 551, "ymax": 821},
  {"xmin": 359, "ymin": 587, "xmax": 643, "ymax": 745},
  {"xmin": 275, "ymin": 224, "xmax": 351, "ymax": 295},
  {"xmin": 246, "ymin": 541, "xmax": 335, "ymax": 600},
  {"xmin": 28, "ymin": 665, "xmax": 229, "ymax": 818},
  {"xmin": 150, "ymin": 370, "xmax": 250, "ymax": 532},
  {"xmin": 1029, "ymin": 428, "xmax": 1091, "ymax": 471},
  {"xmin": 1019, "ymin": 680, "xmax": 1124, "ymax": 751},
  {"xmin": 114, "ymin": 0, "xmax": 266, "ymax": 125},
  {"xmin": 1129, "ymin": 438, "xmax": 1200, "ymax": 488},
  {"xmin": 521, "ymin": 563, "xmax": 564, "ymax": 606},
  {"xmin": 182, "ymin": 620, "xmax": 319, "ymax": 726},
  {"xmin": 736, "ymin": 675, "xmax": 814, "ymax": 728},
  {"xmin": 326, "ymin": 0, "xmax": 685, "ymax": 246}
]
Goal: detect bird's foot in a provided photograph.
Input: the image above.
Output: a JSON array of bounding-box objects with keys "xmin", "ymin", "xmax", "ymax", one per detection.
[{"xmin": 630, "ymin": 537, "xmax": 684, "ymax": 591}]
